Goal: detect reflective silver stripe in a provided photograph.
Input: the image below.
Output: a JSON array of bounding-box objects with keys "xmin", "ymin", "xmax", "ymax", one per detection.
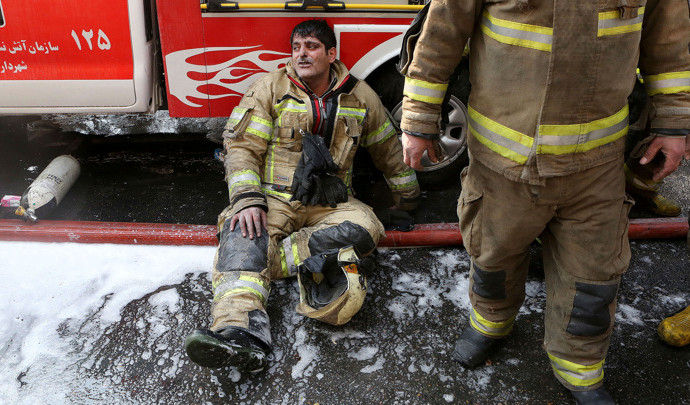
[
  {"xmin": 337, "ymin": 106, "xmax": 367, "ymax": 124},
  {"xmin": 548, "ymin": 353, "xmax": 605, "ymax": 387},
  {"xmin": 469, "ymin": 308, "xmax": 514, "ymax": 337},
  {"xmin": 481, "ymin": 11, "xmax": 553, "ymax": 51},
  {"xmin": 539, "ymin": 118, "xmax": 628, "ymax": 146},
  {"xmin": 363, "ymin": 119, "xmax": 396, "ymax": 147},
  {"xmin": 644, "ymin": 72, "xmax": 690, "ymax": 96},
  {"xmin": 262, "ymin": 183, "xmax": 292, "ymax": 200},
  {"xmin": 598, "ymin": 8, "xmax": 644, "ymax": 36},
  {"xmin": 227, "ymin": 107, "xmax": 248, "ymax": 127},
  {"xmin": 469, "ymin": 113, "xmax": 533, "ymax": 158},
  {"xmin": 214, "ymin": 279, "xmax": 270, "ymax": 303},
  {"xmin": 229, "ymin": 171, "xmax": 261, "ymax": 187},
  {"xmin": 282, "ymin": 235, "xmax": 298, "ymax": 276},
  {"xmin": 247, "ymin": 116, "xmax": 273, "ymax": 140},
  {"xmin": 385, "ymin": 170, "xmax": 418, "ymax": 190},
  {"xmin": 404, "ymin": 77, "xmax": 448, "ymax": 104}
]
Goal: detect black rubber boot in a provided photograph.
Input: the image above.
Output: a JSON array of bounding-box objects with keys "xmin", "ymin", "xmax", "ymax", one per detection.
[
  {"xmin": 185, "ymin": 327, "xmax": 270, "ymax": 372},
  {"xmin": 569, "ymin": 387, "xmax": 615, "ymax": 405},
  {"xmin": 451, "ymin": 327, "xmax": 501, "ymax": 368}
]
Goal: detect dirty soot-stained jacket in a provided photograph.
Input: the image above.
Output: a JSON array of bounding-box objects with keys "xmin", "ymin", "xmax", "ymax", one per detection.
[
  {"xmin": 400, "ymin": 0, "xmax": 690, "ymax": 184},
  {"xmin": 222, "ymin": 60, "xmax": 420, "ymax": 217}
]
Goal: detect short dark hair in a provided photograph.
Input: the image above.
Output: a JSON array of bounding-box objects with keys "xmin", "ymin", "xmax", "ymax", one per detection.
[{"xmin": 290, "ymin": 19, "xmax": 337, "ymax": 51}]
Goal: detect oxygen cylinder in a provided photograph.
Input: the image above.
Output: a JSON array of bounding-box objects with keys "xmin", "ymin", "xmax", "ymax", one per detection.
[{"xmin": 15, "ymin": 155, "xmax": 81, "ymax": 222}]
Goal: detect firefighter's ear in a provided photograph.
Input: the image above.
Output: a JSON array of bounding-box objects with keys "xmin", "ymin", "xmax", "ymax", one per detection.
[{"xmin": 327, "ymin": 47, "xmax": 336, "ymax": 63}]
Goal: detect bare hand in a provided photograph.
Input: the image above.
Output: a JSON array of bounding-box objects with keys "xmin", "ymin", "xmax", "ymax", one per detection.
[
  {"xmin": 230, "ymin": 207, "xmax": 268, "ymax": 239},
  {"xmin": 639, "ymin": 136, "xmax": 686, "ymax": 181},
  {"xmin": 402, "ymin": 131, "xmax": 438, "ymax": 170}
]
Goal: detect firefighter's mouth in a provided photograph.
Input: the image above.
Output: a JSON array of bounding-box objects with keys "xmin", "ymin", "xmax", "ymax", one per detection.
[{"xmin": 297, "ymin": 60, "xmax": 313, "ymax": 67}]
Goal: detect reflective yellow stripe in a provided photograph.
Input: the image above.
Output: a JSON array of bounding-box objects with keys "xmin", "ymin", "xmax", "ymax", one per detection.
[
  {"xmin": 265, "ymin": 144, "xmax": 276, "ymax": 183},
  {"xmin": 548, "ymin": 353, "xmax": 605, "ymax": 388},
  {"xmin": 228, "ymin": 170, "xmax": 261, "ymax": 194},
  {"xmin": 644, "ymin": 71, "xmax": 690, "ymax": 96},
  {"xmin": 226, "ymin": 107, "xmax": 248, "ymax": 127},
  {"xmin": 538, "ymin": 106, "xmax": 628, "ymax": 154},
  {"xmin": 281, "ymin": 234, "xmax": 300, "ymax": 277},
  {"xmin": 598, "ymin": 8, "xmax": 644, "ymax": 37},
  {"xmin": 338, "ymin": 106, "xmax": 367, "ymax": 125},
  {"xmin": 262, "ymin": 187, "xmax": 292, "ymax": 200},
  {"xmin": 274, "ymin": 100, "xmax": 307, "ymax": 127},
  {"xmin": 280, "ymin": 244, "xmax": 289, "ymax": 278},
  {"xmin": 480, "ymin": 11, "xmax": 553, "ymax": 52},
  {"xmin": 468, "ymin": 106, "xmax": 533, "ymax": 164},
  {"xmin": 247, "ymin": 116, "xmax": 273, "ymax": 140},
  {"xmin": 404, "ymin": 77, "xmax": 448, "ymax": 104},
  {"xmin": 363, "ymin": 119, "xmax": 396, "ymax": 147},
  {"xmin": 386, "ymin": 169, "xmax": 418, "ymax": 190},
  {"xmin": 470, "ymin": 308, "xmax": 515, "ymax": 337},
  {"xmin": 213, "ymin": 274, "xmax": 270, "ymax": 306}
]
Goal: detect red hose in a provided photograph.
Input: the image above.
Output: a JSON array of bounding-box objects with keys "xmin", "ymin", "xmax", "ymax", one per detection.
[{"xmin": 0, "ymin": 218, "xmax": 687, "ymax": 247}]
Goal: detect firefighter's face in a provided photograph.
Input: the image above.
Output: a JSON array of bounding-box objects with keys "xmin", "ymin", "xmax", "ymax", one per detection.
[{"xmin": 291, "ymin": 35, "xmax": 336, "ymax": 87}]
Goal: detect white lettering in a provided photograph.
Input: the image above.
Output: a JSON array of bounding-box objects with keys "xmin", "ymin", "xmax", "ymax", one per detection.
[
  {"xmin": 97, "ymin": 30, "xmax": 111, "ymax": 50},
  {"xmin": 71, "ymin": 30, "xmax": 81, "ymax": 50},
  {"xmin": 81, "ymin": 30, "xmax": 94, "ymax": 50}
]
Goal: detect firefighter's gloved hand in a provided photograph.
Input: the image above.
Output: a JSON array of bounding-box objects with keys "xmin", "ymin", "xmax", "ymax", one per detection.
[
  {"xmin": 291, "ymin": 131, "xmax": 346, "ymax": 206},
  {"xmin": 375, "ymin": 207, "xmax": 415, "ymax": 232},
  {"xmin": 299, "ymin": 248, "xmax": 340, "ymax": 274},
  {"xmin": 311, "ymin": 173, "xmax": 348, "ymax": 208}
]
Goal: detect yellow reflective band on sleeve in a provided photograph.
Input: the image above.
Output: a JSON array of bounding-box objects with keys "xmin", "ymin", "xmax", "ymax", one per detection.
[
  {"xmin": 469, "ymin": 308, "xmax": 515, "ymax": 337},
  {"xmin": 468, "ymin": 106, "xmax": 533, "ymax": 164},
  {"xmin": 363, "ymin": 119, "xmax": 396, "ymax": 147},
  {"xmin": 386, "ymin": 169, "xmax": 418, "ymax": 190},
  {"xmin": 213, "ymin": 274, "xmax": 270, "ymax": 306},
  {"xmin": 480, "ymin": 11, "xmax": 553, "ymax": 52},
  {"xmin": 548, "ymin": 353, "xmax": 605, "ymax": 388},
  {"xmin": 337, "ymin": 106, "xmax": 367, "ymax": 125},
  {"xmin": 644, "ymin": 71, "xmax": 690, "ymax": 96},
  {"xmin": 598, "ymin": 8, "xmax": 644, "ymax": 37},
  {"xmin": 537, "ymin": 105, "xmax": 628, "ymax": 154},
  {"xmin": 247, "ymin": 116, "xmax": 273, "ymax": 140},
  {"xmin": 404, "ymin": 77, "xmax": 448, "ymax": 105},
  {"xmin": 228, "ymin": 170, "xmax": 261, "ymax": 194},
  {"xmin": 226, "ymin": 107, "xmax": 249, "ymax": 128}
]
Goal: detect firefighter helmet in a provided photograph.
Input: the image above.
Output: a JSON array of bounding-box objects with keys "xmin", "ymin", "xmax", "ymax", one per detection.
[{"xmin": 296, "ymin": 245, "xmax": 368, "ymax": 325}]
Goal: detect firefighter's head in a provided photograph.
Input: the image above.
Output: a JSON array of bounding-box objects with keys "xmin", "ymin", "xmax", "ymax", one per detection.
[{"xmin": 290, "ymin": 20, "xmax": 337, "ymax": 90}]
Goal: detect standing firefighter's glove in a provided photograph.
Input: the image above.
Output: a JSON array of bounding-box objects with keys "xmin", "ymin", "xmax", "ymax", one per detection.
[{"xmin": 291, "ymin": 130, "xmax": 348, "ymax": 208}]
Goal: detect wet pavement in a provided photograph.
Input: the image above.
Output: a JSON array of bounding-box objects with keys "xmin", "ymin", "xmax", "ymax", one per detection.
[{"xmin": 1, "ymin": 117, "xmax": 689, "ymax": 404}]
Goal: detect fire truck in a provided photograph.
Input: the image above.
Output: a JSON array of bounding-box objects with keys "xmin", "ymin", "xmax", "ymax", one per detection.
[{"xmin": 0, "ymin": 0, "xmax": 469, "ymax": 182}]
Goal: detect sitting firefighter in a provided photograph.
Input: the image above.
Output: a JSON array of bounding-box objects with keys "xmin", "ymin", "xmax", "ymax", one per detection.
[{"xmin": 185, "ymin": 19, "xmax": 420, "ymax": 372}]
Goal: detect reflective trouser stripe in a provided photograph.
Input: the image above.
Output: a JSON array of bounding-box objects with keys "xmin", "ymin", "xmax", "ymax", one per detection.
[
  {"xmin": 247, "ymin": 116, "xmax": 273, "ymax": 140},
  {"xmin": 337, "ymin": 106, "xmax": 367, "ymax": 125},
  {"xmin": 548, "ymin": 353, "xmax": 605, "ymax": 388},
  {"xmin": 281, "ymin": 234, "xmax": 300, "ymax": 277},
  {"xmin": 213, "ymin": 274, "xmax": 270, "ymax": 307},
  {"xmin": 228, "ymin": 170, "xmax": 261, "ymax": 194},
  {"xmin": 469, "ymin": 308, "xmax": 515, "ymax": 337},
  {"xmin": 261, "ymin": 185, "xmax": 292, "ymax": 200},
  {"xmin": 480, "ymin": 10, "xmax": 553, "ymax": 52},
  {"xmin": 537, "ymin": 106, "xmax": 628, "ymax": 154},
  {"xmin": 598, "ymin": 8, "xmax": 644, "ymax": 36},
  {"xmin": 469, "ymin": 106, "xmax": 533, "ymax": 164},
  {"xmin": 363, "ymin": 119, "xmax": 396, "ymax": 147},
  {"xmin": 385, "ymin": 169, "xmax": 418, "ymax": 190},
  {"xmin": 404, "ymin": 77, "xmax": 448, "ymax": 104},
  {"xmin": 226, "ymin": 107, "xmax": 248, "ymax": 128},
  {"xmin": 644, "ymin": 71, "xmax": 690, "ymax": 96}
]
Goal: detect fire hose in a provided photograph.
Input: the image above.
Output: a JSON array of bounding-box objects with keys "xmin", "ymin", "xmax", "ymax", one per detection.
[{"xmin": 0, "ymin": 217, "xmax": 687, "ymax": 247}]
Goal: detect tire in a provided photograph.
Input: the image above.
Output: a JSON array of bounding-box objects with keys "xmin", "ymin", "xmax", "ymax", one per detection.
[{"xmin": 366, "ymin": 59, "xmax": 471, "ymax": 188}]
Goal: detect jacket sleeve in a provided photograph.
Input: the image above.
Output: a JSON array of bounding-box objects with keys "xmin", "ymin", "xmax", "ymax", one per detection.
[
  {"xmin": 359, "ymin": 86, "xmax": 421, "ymax": 210},
  {"xmin": 639, "ymin": 0, "xmax": 690, "ymax": 133},
  {"xmin": 221, "ymin": 78, "xmax": 275, "ymax": 217},
  {"xmin": 400, "ymin": 0, "xmax": 482, "ymax": 136}
]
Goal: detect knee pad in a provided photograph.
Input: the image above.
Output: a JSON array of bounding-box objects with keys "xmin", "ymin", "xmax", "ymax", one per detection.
[
  {"xmin": 307, "ymin": 221, "xmax": 376, "ymax": 256},
  {"xmin": 216, "ymin": 225, "xmax": 268, "ymax": 273},
  {"xmin": 566, "ymin": 282, "xmax": 618, "ymax": 336}
]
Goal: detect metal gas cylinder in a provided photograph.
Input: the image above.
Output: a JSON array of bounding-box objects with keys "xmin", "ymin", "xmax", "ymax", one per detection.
[{"xmin": 15, "ymin": 155, "xmax": 81, "ymax": 222}]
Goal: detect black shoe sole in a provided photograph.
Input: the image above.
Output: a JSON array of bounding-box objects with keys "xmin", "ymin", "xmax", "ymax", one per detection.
[{"xmin": 185, "ymin": 330, "xmax": 267, "ymax": 372}]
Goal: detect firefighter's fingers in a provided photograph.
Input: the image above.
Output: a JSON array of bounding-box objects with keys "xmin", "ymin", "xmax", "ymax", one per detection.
[
  {"xmin": 402, "ymin": 132, "xmax": 432, "ymax": 170},
  {"xmin": 639, "ymin": 141, "xmax": 662, "ymax": 165},
  {"xmin": 649, "ymin": 137, "xmax": 685, "ymax": 181},
  {"xmin": 252, "ymin": 209, "xmax": 263, "ymax": 238},
  {"xmin": 261, "ymin": 210, "xmax": 268, "ymax": 231},
  {"xmin": 229, "ymin": 214, "xmax": 239, "ymax": 232}
]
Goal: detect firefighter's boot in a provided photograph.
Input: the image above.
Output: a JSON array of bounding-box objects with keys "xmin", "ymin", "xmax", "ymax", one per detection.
[
  {"xmin": 451, "ymin": 326, "xmax": 502, "ymax": 368},
  {"xmin": 657, "ymin": 305, "xmax": 690, "ymax": 347},
  {"xmin": 185, "ymin": 327, "xmax": 270, "ymax": 372},
  {"xmin": 624, "ymin": 164, "xmax": 681, "ymax": 217},
  {"xmin": 569, "ymin": 386, "xmax": 615, "ymax": 405}
]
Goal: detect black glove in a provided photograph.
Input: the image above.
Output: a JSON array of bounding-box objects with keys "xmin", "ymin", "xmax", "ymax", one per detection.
[
  {"xmin": 291, "ymin": 131, "xmax": 348, "ymax": 207},
  {"xmin": 375, "ymin": 208, "xmax": 415, "ymax": 232},
  {"xmin": 309, "ymin": 173, "xmax": 349, "ymax": 208}
]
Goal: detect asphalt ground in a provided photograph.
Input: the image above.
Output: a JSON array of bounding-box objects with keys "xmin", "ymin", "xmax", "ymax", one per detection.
[{"xmin": 1, "ymin": 117, "xmax": 689, "ymax": 404}]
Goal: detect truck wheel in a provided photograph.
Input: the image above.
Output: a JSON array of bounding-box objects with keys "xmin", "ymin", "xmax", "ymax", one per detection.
[{"xmin": 366, "ymin": 60, "xmax": 470, "ymax": 188}]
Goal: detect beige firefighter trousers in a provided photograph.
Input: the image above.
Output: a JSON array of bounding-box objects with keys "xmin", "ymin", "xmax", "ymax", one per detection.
[
  {"xmin": 209, "ymin": 194, "xmax": 385, "ymax": 345},
  {"xmin": 458, "ymin": 157, "xmax": 633, "ymax": 390}
]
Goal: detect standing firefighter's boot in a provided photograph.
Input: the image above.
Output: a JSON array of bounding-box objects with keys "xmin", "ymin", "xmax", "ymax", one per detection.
[
  {"xmin": 185, "ymin": 327, "xmax": 270, "ymax": 372},
  {"xmin": 452, "ymin": 326, "xmax": 502, "ymax": 368},
  {"xmin": 657, "ymin": 305, "xmax": 690, "ymax": 347},
  {"xmin": 569, "ymin": 386, "xmax": 615, "ymax": 405},
  {"xmin": 624, "ymin": 164, "xmax": 681, "ymax": 217}
]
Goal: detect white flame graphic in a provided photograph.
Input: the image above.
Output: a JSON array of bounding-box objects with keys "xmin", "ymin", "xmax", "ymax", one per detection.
[{"xmin": 165, "ymin": 46, "xmax": 290, "ymax": 108}]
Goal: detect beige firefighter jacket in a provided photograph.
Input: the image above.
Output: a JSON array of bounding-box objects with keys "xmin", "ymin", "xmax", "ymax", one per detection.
[
  {"xmin": 222, "ymin": 60, "xmax": 420, "ymax": 217},
  {"xmin": 400, "ymin": 0, "xmax": 690, "ymax": 183}
]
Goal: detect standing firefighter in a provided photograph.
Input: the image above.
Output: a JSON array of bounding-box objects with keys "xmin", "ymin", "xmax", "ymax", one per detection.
[
  {"xmin": 400, "ymin": 1, "xmax": 690, "ymax": 404},
  {"xmin": 185, "ymin": 19, "xmax": 420, "ymax": 372}
]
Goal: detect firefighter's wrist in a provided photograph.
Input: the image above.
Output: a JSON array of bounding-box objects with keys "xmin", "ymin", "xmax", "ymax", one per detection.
[
  {"xmin": 650, "ymin": 128, "xmax": 690, "ymax": 138},
  {"xmin": 402, "ymin": 130, "xmax": 439, "ymax": 141}
]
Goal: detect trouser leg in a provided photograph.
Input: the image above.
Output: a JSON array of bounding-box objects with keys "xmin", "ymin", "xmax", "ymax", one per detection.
[
  {"xmin": 458, "ymin": 161, "xmax": 552, "ymax": 337},
  {"xmin": 542, "ymin": 160, "xmax": 632, "ymax": 391}
]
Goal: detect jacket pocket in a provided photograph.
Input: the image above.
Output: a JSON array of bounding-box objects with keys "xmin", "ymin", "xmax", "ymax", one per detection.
[
  {"xmin": 612, "ymin": 194, "xmax": 635, "ymax": 272},
  {"xmin": 457, "ymin": 166, "xmax": 483, "ymax": 257},
  {"xmin": 333, "ymin": 116, "xmax": 362, "ymax": 168},
  {"xmin": 222, "ymin": 107, "xmax": 253, "ymax": 140}
]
